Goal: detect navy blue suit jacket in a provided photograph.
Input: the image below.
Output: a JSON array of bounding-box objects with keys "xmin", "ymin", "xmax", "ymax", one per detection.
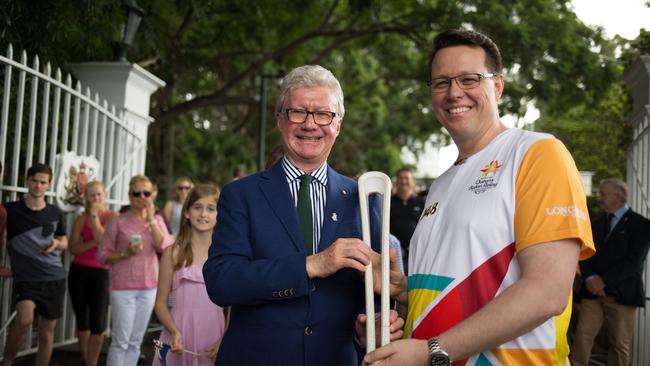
[
  {"xmin": 203, "ymin": 161, "xmax": 381, "ymax": 365},
  {"xmin": 579, "ymin": 209, "xmax": 650, "ymax": 306}
]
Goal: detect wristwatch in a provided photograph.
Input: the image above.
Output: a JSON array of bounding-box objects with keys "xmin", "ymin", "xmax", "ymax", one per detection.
[{"xmin": 427, "ymin": 337, "xmax": 450, "ymax": 366}]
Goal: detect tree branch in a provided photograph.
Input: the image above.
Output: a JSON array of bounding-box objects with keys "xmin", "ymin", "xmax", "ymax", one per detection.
[{"xmin": 155, "ymin": 11, "xmax": 427, "ymax": 125}]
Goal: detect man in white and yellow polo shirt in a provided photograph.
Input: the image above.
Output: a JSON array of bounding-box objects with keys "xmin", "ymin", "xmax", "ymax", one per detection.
[{"xmin": 362, "ymin": 29, "xmax": 595, "ymax": 366}]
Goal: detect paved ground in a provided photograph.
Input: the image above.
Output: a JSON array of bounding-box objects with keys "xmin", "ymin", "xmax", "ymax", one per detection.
[
  {"xmin": 12, "ymin": 335, "xmax": 608, "ymax": 366},
  {"xmin": 12, "ymin": 330, "xmax": 158, "ymax": 366}
]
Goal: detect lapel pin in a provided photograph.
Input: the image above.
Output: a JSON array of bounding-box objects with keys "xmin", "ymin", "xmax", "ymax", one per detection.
[
  {"xmin": 341, "ymin": 189, "xmax": 347, "ymax": 195},
  {"xmin": 332, "ymin": 213, "xmax": 338, "ymax": 222}
]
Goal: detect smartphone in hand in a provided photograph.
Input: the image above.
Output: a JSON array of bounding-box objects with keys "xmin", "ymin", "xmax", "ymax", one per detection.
[{"xmin": 130, "ymin": 234, "xmax": 142, "ymax": 247}]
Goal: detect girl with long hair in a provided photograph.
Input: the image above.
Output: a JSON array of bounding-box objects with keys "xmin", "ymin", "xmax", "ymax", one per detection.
[{"xmin": 154, "ymin": 183, "xmax": 227, "ymax": 366}]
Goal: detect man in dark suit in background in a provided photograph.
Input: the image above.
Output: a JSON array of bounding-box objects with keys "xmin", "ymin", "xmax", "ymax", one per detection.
[
  {"xmin": 203, "ymin": 65, "xmax": 401, "ymax": 366},
  {"xmin": 571, "ymin": 178, "xmax": 650, "ymax": 366}
]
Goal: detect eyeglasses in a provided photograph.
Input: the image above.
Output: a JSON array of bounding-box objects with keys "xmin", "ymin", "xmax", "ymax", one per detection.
[
  {"xmin": 176, "ymin": 186, "xmax": 191, "ymax": 191},
  {"xmin": 284, "ymin": 108, "xmax": 337, "ymax": 126},
  {"xmin": 131, "ymin": 191, "xmax": 152, "ymax": 198},
  {"xmin": 428, "ymin": 73, "xmax": 499, "ymax": 93}
]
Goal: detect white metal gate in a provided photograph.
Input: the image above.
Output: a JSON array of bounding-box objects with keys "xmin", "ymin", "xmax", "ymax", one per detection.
[
  {"xmin": 623, "ymin": 55, "xmax": 650, "ymax": 366},
  {"xmin": 0, "ymin": 43, "xmax": 156, "ymax": 360}
]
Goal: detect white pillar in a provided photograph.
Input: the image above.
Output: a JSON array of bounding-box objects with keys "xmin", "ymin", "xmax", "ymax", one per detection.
[
  {"xmin": 69, "ymin": 62, "xmax": 165, "ymax": 171},
  {"xmin": 68, "ymin": 62, "xmax": 165, "ymax": 206}
]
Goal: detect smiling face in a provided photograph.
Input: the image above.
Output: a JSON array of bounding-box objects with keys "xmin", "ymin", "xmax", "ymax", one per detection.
[
  {"xmin": 185, "ymin": 195, "xmax": 218, "ymax": 233},
  {"xmin": 396, "ymin": 170, "xmax": 415, "ymax": 197},
  {"xmin": 430, "ymin": 45, "xmax": 504, "ymax": 145},
  {"xmin": 276, "ymin": 87, "xmax": 341, "ymax": 172}
]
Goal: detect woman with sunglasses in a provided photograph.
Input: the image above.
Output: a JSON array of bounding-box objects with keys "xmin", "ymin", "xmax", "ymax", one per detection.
[
  {"xmin": 97, "ymin": 175, "xmax": 173, "ymax": 366},
  {"xmin": 163, "ymin": 177, "xmax": 194, "ymax": 236}
]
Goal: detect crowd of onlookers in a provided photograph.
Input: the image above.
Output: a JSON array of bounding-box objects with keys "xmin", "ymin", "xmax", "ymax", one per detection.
[{"xmin": 0, "ymin": 162, "xmax": 226, "ymax": 366}]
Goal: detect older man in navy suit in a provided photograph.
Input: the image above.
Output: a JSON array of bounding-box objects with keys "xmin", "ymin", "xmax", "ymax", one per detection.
[
  {"xmin": 571, "ymin": 178, "xmax": 650, "ymax": 366},
  {"xmin": 203, "ymin": 65, "xmax": 401, "ymax": 365}
]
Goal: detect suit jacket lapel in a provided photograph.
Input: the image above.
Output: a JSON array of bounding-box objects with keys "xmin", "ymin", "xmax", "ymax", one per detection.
[
  {"xmin": 319, "ymin": 168, "xmax": 352, "ymax": 252},
  {"xmin": 259, "ymin": 162, "xmax": 303, "ymax": 252}
]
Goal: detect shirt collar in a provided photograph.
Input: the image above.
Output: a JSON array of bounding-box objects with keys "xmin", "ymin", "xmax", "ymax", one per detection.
[
  {"xmin": 612, "ymin": 204, "xmax": 629, "ymax": 219},
  {"xmin": 281, "ymin": 156, "xmax": 328, "ymax": 186}
]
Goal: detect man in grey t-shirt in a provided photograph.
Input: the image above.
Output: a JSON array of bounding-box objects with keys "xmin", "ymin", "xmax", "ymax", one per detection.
[{"xmin": 1, "ymin": 163, "xmax": 68, "ymax": 366}]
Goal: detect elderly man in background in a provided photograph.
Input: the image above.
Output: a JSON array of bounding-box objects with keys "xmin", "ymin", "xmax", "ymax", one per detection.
[{"xmin": 571, "ymin": 178, "xmax": 650, "ymax": 366}]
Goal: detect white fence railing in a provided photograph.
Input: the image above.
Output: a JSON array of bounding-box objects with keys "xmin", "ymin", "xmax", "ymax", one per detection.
[
  {"xmin": 623, "ymin": 55, "xmax": 650, "ymax": 366},
  {"xmin": 631, "ymin": 104, "xmax": 650, "ymax": 366},
  {"xmin": 0, "ymin": 43, "xmax": 148, "ymax": 360}
]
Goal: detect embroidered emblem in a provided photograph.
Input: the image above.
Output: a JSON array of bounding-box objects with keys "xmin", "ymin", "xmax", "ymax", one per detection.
[
  {"xmin": 480, "ymin": 160, "xmax": 502, "ymax": 176},
  {"xmin": 468, "ymin": 160, "xmax": 502, "ymax": 195}
]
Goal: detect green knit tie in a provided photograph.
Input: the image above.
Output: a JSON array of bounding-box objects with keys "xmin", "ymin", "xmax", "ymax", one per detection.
[{"xmin": 297, "ymin": 175, "xmax": 314, "ymax": 254}]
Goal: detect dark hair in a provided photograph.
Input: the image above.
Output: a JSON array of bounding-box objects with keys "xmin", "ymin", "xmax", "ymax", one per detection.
[
  {"xmin": 26, "ymin": 163, "xmax": 53, "ymax": 182},
  {"xmin": 429, "ymin": 29, "xmax": 503, "ymax": 80},
  {"xmin": 395, "ymin": 166, "xmax": 414, "ymax": 177}
]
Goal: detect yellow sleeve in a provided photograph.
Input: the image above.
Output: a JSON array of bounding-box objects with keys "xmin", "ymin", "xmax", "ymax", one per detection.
[{"xmin": 514, "ymin": 139, "xmax": 595, "ymax": 260}]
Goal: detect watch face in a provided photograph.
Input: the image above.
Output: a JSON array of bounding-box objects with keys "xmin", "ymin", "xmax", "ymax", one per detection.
[{"xmin": 431, "ymin": 353, "xmax": 450, "ymax": 366}]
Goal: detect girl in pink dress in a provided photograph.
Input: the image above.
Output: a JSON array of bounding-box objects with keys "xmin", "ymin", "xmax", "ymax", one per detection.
[{"xmin": 154, "ymin": 183, "xmax": 227, "ymax": 366}]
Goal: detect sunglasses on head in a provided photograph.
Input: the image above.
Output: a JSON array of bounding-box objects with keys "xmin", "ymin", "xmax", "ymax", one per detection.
[
  {"xmin": 131, "ymin": 191, "xmax": 152, "ymax": 198},
  {"xmin": 177, "ymin": 185, "xmax": 191, "ymax": 190}
]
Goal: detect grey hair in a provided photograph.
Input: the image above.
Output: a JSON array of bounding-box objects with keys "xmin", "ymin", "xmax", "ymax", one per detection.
[
  {"xmin": 275, "ymin": 65, "xmax": 345, "ymax": 118},
  {"xmin": 600, "ymin": 178, "xmax": 628, "ymax": 202}
]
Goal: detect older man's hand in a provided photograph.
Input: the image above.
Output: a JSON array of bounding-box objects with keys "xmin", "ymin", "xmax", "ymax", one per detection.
[
  {"xmin": 370, "ymin": 248, "xmax": 408, "ymax": 304},
  {"xmin": 306, "ymin": 238, "xmax": 373, "ymax": 279}
]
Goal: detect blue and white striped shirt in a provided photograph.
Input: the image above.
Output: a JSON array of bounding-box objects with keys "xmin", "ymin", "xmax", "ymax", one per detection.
[{"xmin": 281, "ymin": 157, "xmax": 328, "ymax": 254}]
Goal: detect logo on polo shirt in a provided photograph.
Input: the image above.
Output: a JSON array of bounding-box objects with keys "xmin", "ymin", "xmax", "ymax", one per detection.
[
  {"xmin": 545, "ymin": 205, "xmax": 588, "ymax": 220},
  {"xmin": 468, "ymin": 160, "xmax": 502, "ymax": 194},
  {"xmin": 421, "ymin": 201, "xmax": 439, "ymax": 220}
]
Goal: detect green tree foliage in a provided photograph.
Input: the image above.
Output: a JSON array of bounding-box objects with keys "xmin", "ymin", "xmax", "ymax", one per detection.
[
  {"xmin": 536, "ymin": 26, "xmax": 649, "ymax": 190},
  {"xmin": 1, "ymin": 0, "xmax": 620, "ymax": 198},
  {"xmin": 535, "ymin": 84, "xmax": 632, "ymax": 184}
]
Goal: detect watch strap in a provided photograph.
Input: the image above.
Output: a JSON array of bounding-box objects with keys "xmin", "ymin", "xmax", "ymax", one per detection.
[{"xmin": 427, "ymin": 337, "xmax": 450, "ymax": 366}]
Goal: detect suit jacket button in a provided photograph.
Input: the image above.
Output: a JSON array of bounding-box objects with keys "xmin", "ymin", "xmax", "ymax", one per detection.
[{"xmin": 304, "ymin": 326, "xmax": 312, "ymax": 335}]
